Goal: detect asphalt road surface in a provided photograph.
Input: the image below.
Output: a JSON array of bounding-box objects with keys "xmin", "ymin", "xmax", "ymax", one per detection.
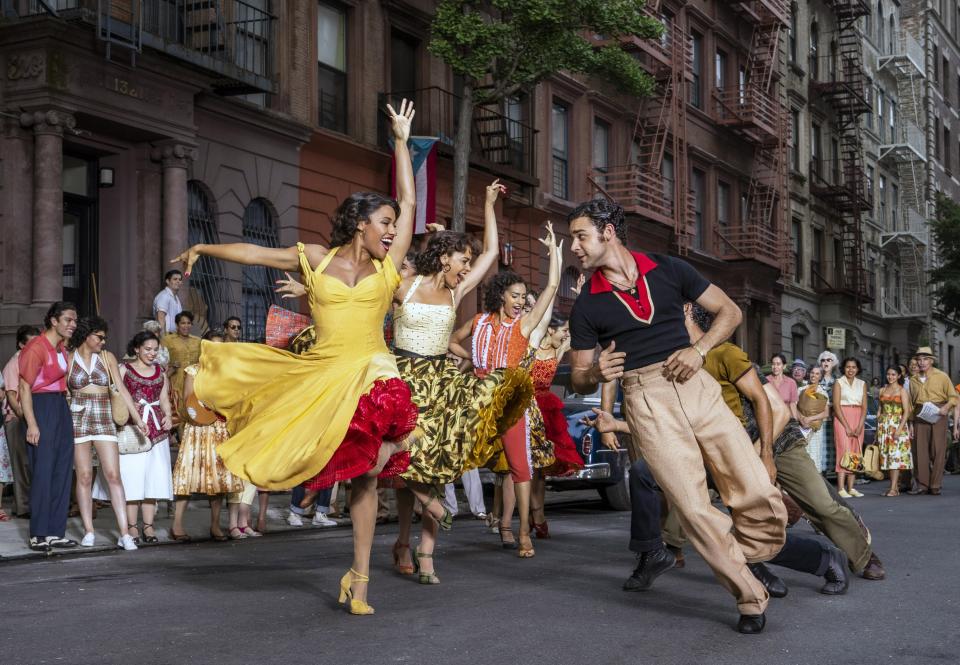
[{"xmin": 3, "ymin": 477, "xmax": 959, "ymax": 665}]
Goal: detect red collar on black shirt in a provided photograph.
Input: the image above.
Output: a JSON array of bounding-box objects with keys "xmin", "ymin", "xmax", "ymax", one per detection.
[{"xmin": 589, "ymin": 251, "xmax": 659, "ymax": 324}]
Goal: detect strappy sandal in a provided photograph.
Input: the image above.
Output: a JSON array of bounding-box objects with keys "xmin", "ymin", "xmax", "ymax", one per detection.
[
  {"xmin": 882, "ymin": 490, "xmax": 900, "ymax": 497},
  {"xmin": 169, "ymin": 529, "xmax": 192, "ymax": 543},
  {"xmin": 392, "ymin": 540, "xmax": 415, "ymax": 575},
  {"xmin": 141, "ymin": 523, "xmax": 159, "ymax": 544},
  {"xmin": 228, "ymin": 527, "xmax": 246, "ymax": 540},
  {"xmin": 426, "ymin": 498, "xmax": 454, "ymax": 531},
  {"xmin": 517, "ymin": 534, "xmax": 535, "ymax": 559},
  {"xmin": 499, "ymin": 526, "xmax": 518, "ymax": 550},
  {"xmin": 413, "ymin": 548, "xmax": 440, "ymax": 585}
]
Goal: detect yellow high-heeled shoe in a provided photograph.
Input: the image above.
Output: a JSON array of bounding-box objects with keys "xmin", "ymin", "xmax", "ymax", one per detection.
[{"xmin": 338, "ymin": 568, "xmax": 375, "ymax": 615}]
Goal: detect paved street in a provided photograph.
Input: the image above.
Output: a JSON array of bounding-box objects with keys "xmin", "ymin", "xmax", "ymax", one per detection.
[{"xmin": 3, "ymin": 478, "xmax": 960, "ymax": 665}]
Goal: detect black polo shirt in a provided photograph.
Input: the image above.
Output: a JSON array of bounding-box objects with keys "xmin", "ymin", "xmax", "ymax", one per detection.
[{"xmin": 569, "ymin": 251, "xmax": 710, "ymax": 371}]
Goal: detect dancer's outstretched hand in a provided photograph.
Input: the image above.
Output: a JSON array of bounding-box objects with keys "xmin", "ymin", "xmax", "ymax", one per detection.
[
  {"xmin": 571, "ymin": 273, "xmax": 586, "ymax": 297},
  {"xmin": 171, "ymin": 245, "xmax": 202, "ymax": 278},
  {"xmin": 581, "ymin": 408, "xmax": 627, "ymax": 446},
  {"xmin": 386, "ymin": 98, "xmax": 415, "ymax": 143},
  {"xmin": 537, "ymin": 220, "xmax": 557, "ymax": 254},
  {"xmin": 486, "ymin": 179, "xmax": 506, "ymax": 205},
  {"xmin": 275, "ymin": 272, "xmax": 307, "ymax": 299}
]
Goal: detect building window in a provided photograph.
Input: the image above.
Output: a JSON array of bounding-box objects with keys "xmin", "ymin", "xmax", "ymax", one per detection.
[
  {"xmin": 317, "ymin": 2, "xmax": 347, "ymax": 133},
  {"xmin": 691, "ymin": 31, "xmax": 704, "ymax": 109},
  {"xmin": 934, "ymin": 44, "xmax": 940, "ymax": 84},
  {"xmin": 889, "ymin": 15, "xmax": 895, "ymax": 55},
  {"xmin": 877, "ymin": 92, "xmax": 885, "ymax": 142},
  {"xmin": 242, "ymin": 199, "xmax": 282, "ymax": 342},
  {"xmin": 592, "ymin": 118, "xmax": 610, "ymax": 187},
  {"xmin": 891, "ymin": 182, "xmax": 899, "ymax": 230},
  {"xmin": 789, "ymin": 3, "xmax": 798, "ymax": 63},
  {"xmin": 947, "ymin": 127, "xmax": 953, "ymax": 172},
  {"xmin": 809, "ymin": 21, "xmax": 819, "ymax": 80},
  {"xmin": 878, "ymin": 175, "xmax": 886, "ymax": 225},
  {"xmin": 811, "ymin": 122, "xmax": 821, "ymax": 178},
  {"xmin": 691, "ymin": 168, "xmax": 706, "ymax": 250},
  {"xmin": 740, "ymin": 191, "xmax": 748, "ymax": 226},
  {"xmin": 889, "ymin": 98, "xmax": 897, "ymax": 137},
  {"xmin": 390, "ymin": 30, "xmax": 419, "ymax": 94},
  {"xmin": 790, "ymin": 109, "xmax": 800, "ymax": 170},
  {"xmin": 812, "ymin": 228, "xmax": 824, "ymax": 286},
  {"xmin": 935, "ymin": 117, "xmax": 941, "ymax": 159},
  {"xmin": 234, "ymin": 0, "xmax": 272, "ymax": 80},
  {"xmin": 877, "ymin": 3, "xmax": 884, "ymax": 51},
  {"xmin": 831, "ymin": 137, "xmax": 840, "ymax": 184},
  {"xmin": 551, "ymin": 101, "xmax": 570, "ymax": 199},
  {"xmin": 662, "ymin": 153, "xmax": 675, "ymax": 215},
  {"xmin": 866, "ymin": 166, "xmax": 875, "ymax": 205},
  {"xmin": 715, "ymin": 49, "xmax": 727, "ymax": 89},
  {"xmin": 717, "ymin": 181, "xmax": 731, "ymax": 228},
  {"xmin": 945, "ymin": 57, "xmax": 952, "ymax": 98},
  {"xmin": 187, "ymin": 181, "xmax": 238, "ymax": 333},
  {"xmin": 791, "ymin": 331, "xmax": 806, "ymax": 362},
  {"xmin": 791, "ymin": 219, "xmax": 803, "ymax": 282}
]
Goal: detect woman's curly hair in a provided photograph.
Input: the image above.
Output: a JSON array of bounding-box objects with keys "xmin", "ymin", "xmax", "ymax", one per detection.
[
  {"xmin": 68, "ymin": 316, "xmax": 109, "ymax": 351},
  {"xmin": 414, "ymin": 231, "xmax": 481, "ymax": 275},
  {"xmin": 483, "ymin": 271, "xmax": 526, "ymax": 313},
  {"xmin": 127, "ymin": 331, "xmax": 159, "ymax": 358},
  {"xmin": 329, "ymin": 192, "xmax": 401, "ymax": 248}
]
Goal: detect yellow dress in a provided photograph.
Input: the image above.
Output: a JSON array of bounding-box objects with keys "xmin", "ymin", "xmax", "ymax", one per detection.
[
  {"xmin": 195, "ymin": 243, "xmax": 404, "ymax": 490},
  {"xmin": 163, "ymin": 332, "xmax": 201, "ymax": 413}
]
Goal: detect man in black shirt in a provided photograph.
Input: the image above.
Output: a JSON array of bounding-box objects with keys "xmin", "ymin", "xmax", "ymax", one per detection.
[{"xmin": 567, "ymin": 199, "xmax": 786, "ymax": 634}]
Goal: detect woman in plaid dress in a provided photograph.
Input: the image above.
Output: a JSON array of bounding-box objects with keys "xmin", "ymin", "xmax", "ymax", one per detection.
[{"xmin": 67, "ymin": 316, "xmax": 145, "ymax": 550}]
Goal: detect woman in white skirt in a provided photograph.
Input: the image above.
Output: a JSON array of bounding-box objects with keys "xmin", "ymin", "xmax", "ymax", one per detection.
[
  {"xmin": 95, "ymin": 331, "xmax": 173, "ymax": 544},
  {"xmin": 68, "ymin": 316, "xmax": 145, "ymax": 550},
  {"xmin": 799, "ymin": 365, "xmax": 830, "ymax": 473}
]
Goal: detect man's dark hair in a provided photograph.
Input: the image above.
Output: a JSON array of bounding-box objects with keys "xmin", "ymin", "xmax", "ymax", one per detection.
[
  {"xmin": 44, "ymin": 301, "xmax": 77, "ymax": 330},
  {"xmin": 483, "ymin": 271, "xmax": 526, "ymax": 313},
  {"xmin": 689, "ymin": 302, "xmax": 715, "ymax": 332},
  {"xmin": 329, "ymin": 192, "xmax": 401, "ymax": 248},
  {"xmin": 223, "ymin": 316, "xmax": 242, "ymax": 329},
  {"xmin": 202, "ymin": 329, "xmax": 224, "ymax": 342},
  {"xmin": 567, "ymin": 199, "xmax": 627, "ymax": 243},
  {"xmin": 15, "ymin": 325, "xmax": 41, "ymax": 349},
  {"xmin": 127, "ymin": 331, "xmax": 160, "ymax": 357},
  {"xmin": 414, "ymin": 231, "xmax": 481, "ymax": 275},
  {"xmin": 68, "ymin": 316, "xmax": 109, "ymax": 351},
  {"xmin": 771, "ymin": 352, "xmax": 788, "ymax": 366},
  {"xmin": 175, "ymin": 311, "xmax": 195, "ymax": 325},
  {"xmin": 164, "ymin": 269, "xmax": 183, "ymax": 283}
]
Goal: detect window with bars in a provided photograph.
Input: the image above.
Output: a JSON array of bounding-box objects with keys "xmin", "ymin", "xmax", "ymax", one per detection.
[
  {"xmin": 241, "ymin": 198, "xmax": 282, "ymax": 342},
  {"xmin": 551, "ymin": 101, "xmax": 570, "ymax": 199},
  {"xmin": 187, "ymin": 181, "xmax": 239, "ymax": 333}
]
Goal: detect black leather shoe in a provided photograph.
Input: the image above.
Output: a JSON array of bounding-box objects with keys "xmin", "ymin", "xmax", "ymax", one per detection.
[
  {"xmin": 860, "ymin": 552, "xmax": 886, "ymax": 580},
  {"xmin": 737, "ymin": 613, "xmax": 766, "ymax": 634},
  {"xmin": 748, "ymin": 562, "xmax": 788, "ymax": 598},
  {"xmin": 819, "ymin": 548, "xmax": 849, "ymax": 595},
  {"xmin": 623, "ymin": 546, "xmax": 676, "ymax": 592}
]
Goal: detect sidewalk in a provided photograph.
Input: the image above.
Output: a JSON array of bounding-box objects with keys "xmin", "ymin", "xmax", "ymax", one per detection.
[{"xmin": 0, "ymin": 492, "xmax": 322, "ymax": 561}]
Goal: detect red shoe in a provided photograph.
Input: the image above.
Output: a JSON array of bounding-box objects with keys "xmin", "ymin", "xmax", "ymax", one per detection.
[
  {"xmin": 393, "ymin": 540, "xmax": 415, "ymax": 575},
  {"xmin": 531, "ymin": 521, "xmax": 550, "ymax": 539}
]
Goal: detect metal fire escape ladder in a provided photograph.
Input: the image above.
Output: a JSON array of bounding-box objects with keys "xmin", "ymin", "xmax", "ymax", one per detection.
[
  {"xmin": 822, "ymin": 1, "xmax": 872, "ymax": 318},
  {"xmin": 97, "ymin": 0, "xmax": 144, "ymax": 66}
]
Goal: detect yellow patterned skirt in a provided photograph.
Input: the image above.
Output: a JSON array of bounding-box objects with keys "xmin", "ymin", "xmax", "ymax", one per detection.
[
  {"xmin": 397, "ymin": 355, "xmax": 532, "ymax": 486},
  {"xmin": 172, "ymin": 420, "xmax": 245, "ymax": 496}
]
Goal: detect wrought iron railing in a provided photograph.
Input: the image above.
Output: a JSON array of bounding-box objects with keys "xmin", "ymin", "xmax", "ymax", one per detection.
[{"xmin": 377, "ymin": 87, "xmax": 537, "ymax": 182}]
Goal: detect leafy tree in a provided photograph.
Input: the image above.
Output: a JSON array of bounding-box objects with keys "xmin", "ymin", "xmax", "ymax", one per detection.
[
  {"xmin": 929, "ymin": 193, "xmax": 960, "ymax": 331},
  {"xmin": 428, "ymin": 0, "xmax": 661, "ymax": 231}
]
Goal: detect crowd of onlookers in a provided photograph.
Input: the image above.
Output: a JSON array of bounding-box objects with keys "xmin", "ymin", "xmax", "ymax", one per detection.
[
  {"xmin": 0, "ymin": 269, "xmax": 478, "ymax": 553},
  {"xmin": 764, "ymin": 349, "xmax": 959, "ymax": 498}
]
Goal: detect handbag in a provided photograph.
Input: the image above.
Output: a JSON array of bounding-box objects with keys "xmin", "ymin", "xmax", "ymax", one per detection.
[
  {"xmin": 117, "ymin": 424, "xmax": 153, "ymax": 455},
  {"xmin": 265, "ymin": 305, "xmax": 311, "ymax": 349},
  {"xmin": 840, "ymin": 451, "xmax": 863, "ymax": 474},
  {"xmin": 102, "ymin": 355, "xmax": 129, "ymax": 427},
  {"xmin": 862, "ymin": 444, "xmax": 884, "ymax": 481}
]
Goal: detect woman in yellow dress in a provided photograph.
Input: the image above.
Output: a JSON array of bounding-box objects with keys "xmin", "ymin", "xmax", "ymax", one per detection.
[{"xmin": 171, "ymin": 100, "xmax": 418, "ymax": 615}]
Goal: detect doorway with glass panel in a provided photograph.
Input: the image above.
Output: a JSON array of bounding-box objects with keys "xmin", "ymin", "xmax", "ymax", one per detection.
[{"xmin": 62, "ymin": 154, "xmax": 99, "ymax": 316}]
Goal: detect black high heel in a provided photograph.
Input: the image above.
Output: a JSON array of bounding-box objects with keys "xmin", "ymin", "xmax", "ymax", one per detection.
[
  {"xmin": 499, "ymin": 526, "xmax": 518, "ymax": 550},
  {"xmin": 141, "ymin": 523, "xmax": 159, "ymax": 544}
]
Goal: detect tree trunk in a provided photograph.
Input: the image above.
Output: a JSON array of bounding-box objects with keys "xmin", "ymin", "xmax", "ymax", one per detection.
[{"xmin": 451, "ymin": 82, "xmax": 475, "ymax": 232}]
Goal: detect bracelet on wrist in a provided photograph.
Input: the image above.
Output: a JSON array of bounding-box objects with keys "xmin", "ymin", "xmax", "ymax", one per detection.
[{"xmin": 692, "ymin": 343, "xmax": 707, "ymax": 361}]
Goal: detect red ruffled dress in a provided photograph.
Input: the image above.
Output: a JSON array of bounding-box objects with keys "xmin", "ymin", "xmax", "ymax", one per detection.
[{"xmin": 531, "ymin": 356, "xmax": 583, "ymax": 477}]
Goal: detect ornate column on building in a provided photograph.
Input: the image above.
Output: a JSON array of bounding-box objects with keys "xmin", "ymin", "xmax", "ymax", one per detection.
[
  {"xmin": 20, "ymin": 109, "xmax": 76, "ymax": 305},
  {"xmin": 1, "ymin": 119, "xmax": 35, "ymax": 305},
  {"xmin": 151, "ymin": 142, "xmax": 198, "ymax": 271}
]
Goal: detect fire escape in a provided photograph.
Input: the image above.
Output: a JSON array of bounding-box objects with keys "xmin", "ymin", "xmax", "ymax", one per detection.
[
  {"xmin": 878, "ymin": 28, "xmax": 928, "ymax": 319},
  {"xmin": 587, "ymin": 0, "xmax": 693, "ymax": 253},
  {"xmin": 808, "ymin": 0, "xmax": 872, "ymax": 317},
  {"xmin": 716, "ymin": 0, "xmax": 790, "ymax": 273}
]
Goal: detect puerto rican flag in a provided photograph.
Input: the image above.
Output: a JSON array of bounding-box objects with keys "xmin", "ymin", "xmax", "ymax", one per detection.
[{"xmin": 391, "ymin": 136, "xmax": 438, "ymax": 234}]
